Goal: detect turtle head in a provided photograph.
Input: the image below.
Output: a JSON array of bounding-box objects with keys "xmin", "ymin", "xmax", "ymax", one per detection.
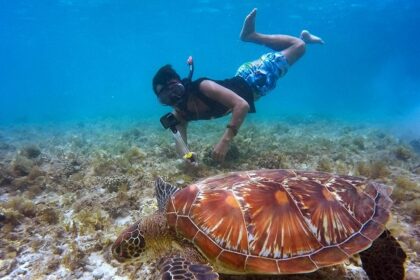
[
  {"xmin": 112, "ymin": 220, "xmax": 146, "ymax": 262},
  {"xmin": 112, "ymin": 178, "xmax": 178, "ymax": 263}
]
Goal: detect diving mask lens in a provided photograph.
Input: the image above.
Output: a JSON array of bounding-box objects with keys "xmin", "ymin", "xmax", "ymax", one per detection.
[{"xmin": 158, "ymin": 82, "xmax": 185, "ymax": 106}]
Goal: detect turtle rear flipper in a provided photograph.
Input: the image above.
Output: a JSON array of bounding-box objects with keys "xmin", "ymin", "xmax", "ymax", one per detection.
[
  {"xmin": 359, "ymin": 229, "xmax": 406, "ymax": 280},
  {"xmin": 157, "ymin": 255, "xmax": 219, "ymax": 280}
]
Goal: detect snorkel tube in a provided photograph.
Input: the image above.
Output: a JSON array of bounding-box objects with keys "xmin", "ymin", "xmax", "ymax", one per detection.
[{"xmin": 187, "ymin": 56, "xmax": 194, "ymax": 81}]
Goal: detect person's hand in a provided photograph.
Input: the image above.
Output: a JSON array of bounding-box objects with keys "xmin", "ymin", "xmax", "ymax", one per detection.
[
  {"xmin": 184, "ymin": 152, "xmax": 198, "ymax": 167},
  {"xmin": 212, "ymin": 139, "xmax": 229, "ymax": 163}
]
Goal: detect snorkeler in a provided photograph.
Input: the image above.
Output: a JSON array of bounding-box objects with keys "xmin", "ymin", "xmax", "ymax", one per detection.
[{"xmin": 153, "ymin": 8, "xmax": 324, "ymax": 163}]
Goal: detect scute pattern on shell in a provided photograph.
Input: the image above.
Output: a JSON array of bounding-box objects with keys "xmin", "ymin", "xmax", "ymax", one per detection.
[{"xmin": 166, "ymin": 169, "xmax": 393, "ymax": 275}]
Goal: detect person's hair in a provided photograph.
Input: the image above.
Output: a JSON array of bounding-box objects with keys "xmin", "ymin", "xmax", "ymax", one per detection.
[{"xmin": 152, "ymin": 65, "xmax": 180, "ymax": 95}]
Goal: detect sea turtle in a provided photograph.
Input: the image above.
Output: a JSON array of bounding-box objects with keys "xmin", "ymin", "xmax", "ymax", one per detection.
[{"xmin": 112, "ymin": 169, "xmax": 406, "ymax": 279}]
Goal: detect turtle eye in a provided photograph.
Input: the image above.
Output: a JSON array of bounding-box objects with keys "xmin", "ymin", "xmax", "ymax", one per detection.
[{"xmin": 112, "ymin": 221, "xmax": 146, "ymax": 262}]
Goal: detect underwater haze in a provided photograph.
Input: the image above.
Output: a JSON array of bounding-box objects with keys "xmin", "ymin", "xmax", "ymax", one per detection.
[
  {"xmin": 1, "ymin": 1, "xmax": 420, "ymax": 279},
  {"xmin": 0, "ymin": 0, "xmax": 419, "ymax": 127}
]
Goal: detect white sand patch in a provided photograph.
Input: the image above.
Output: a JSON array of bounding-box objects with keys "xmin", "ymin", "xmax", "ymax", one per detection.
[
  {"xmin": 3, "ymin": 250, "xmax": 43, "ymax": 279},
  {"xmin": 83, "ymin": 252, "xmax": 127, "ymax": 280},
  {"xmin": 63, "ymin": 209, "xmax": 74, "ymax": 222},
  {"xmin": 0, "ymin": 193, "xmax": 9, "ymax": 202},
  {"xmin": 344, "ymin": 263, "xmax": 369, "ymax": 280},
  {"xmin": 114, "ymin": 215, "xmax": 133, "ymax": 226}
]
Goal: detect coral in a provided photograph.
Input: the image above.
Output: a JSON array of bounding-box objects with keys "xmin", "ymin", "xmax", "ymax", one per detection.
[
  {"xmin": 0, "ymin": 141, "xmax": 14, "ymax": 152},
  {"xmin": 102, "ymin": 175, "xmax": 129, "ymax": 193},
  {"xmin": 0, "ymin": 167, "xmax": 14, "ymax": 186},
  {"xmin": 392, "ymin": 176, "xmax": 417, "ymax": 202},
  {"xmin": 355, "ymin": 161, "xmax": 390, "ymax": 179},
  {"xmin": 317, "ymin": 158, "xmax": 333, "ymax": 172},
  {"xmin": 395, "ymin": 176, "xmax": 418, "ymax": 191},
  {"xmin": 409, "ymin": 139, "xmax": 420, "ymax": 154},
  {"xmin": 20, "ymin": 144, "xmax": 41, "ymax": 158},
  {"xmin": 45, "ymin": 258, "xmax": 61, "ymax": 273},
  {"xmin": 62, "ymin": 241, "xmax": 86, "ymax": 271},
  {"xmin": 73, "ymin": 208, "xmax": 110, "ymax": 235},
  {"xmin": 91, "ymin": 152, "xmax": 119, "ymax": 176},
  {"xmin": 0, "ymin": 207, "xmax": 23, "ymax": 226},
  {"xmin": 332, "ymin": 152, "xmax": 347, "ymax": 162},
  {"xmin": 122, "ymin": 127, "xmax": 143, "ymax": 140},
  {"xmin": 0, "ymin": 210, "xmax": 5, "ymax": 223},
  {"xmin": 24, "ymin": 183, "xmax": 44, "ymax": 199},
  {"xmin": 11, "ymin": 155, "xmax": 34, "ymax": 177},
  {"xmin": 124, "ymin": 146, "xmax": 147, "ymax": 164},
  {"xmin": 36, "ymin": 205, "xmax": 60, "ymax": 225},
  {"xmin": 394, "ymin": 146, "xmax": 412, "ymax": 161},
  {"xmin": 0, "ymin": 258, "xmax": 17, "ymax": 277},
  {"xmin": 335, "ymin": 161, "xmax": 350, "ymax": 175},
  {"xmin": 352, "ymin": 137, "xmax": 365, "ymax": 150},
  {"xmin": 285, "ymin": 148, "xmax": 311, "ymax": 163},
  {"xmin": 62, "ymin": 160, "xmax": 81, "ymax": 177},
  {"xmin": 1, "ymin": 197, "xmax": 37, "ymax": 218},
  {"xmin": 11, "ymin": 176, "xmax": 31, "ymax": 191},
  {"xmin": 154, "ymin": 141, "xmax": 179, "ymax": 159},
  {"xmin": 355, "ymin": 162, "xmax": 371, "ymax": 178},
  {"xmin": 101, "ymin": 191, "xmax": 134, "ymax": 219},
  {"xmin": 27, "ymin": 166, "xmax": 45, "ymax": 181},
  {"xmin": 224, "ymin": 143, "xmax": 240, "ymax": 162},
  {"xmin": 406, "ymin": 200, "xmax": 420, "ymax": 222},
  {"xmin": 254, "ymin": 152, "xmax": 290, "ymax": 169},
  {"xmin": 202, "ymin": 144, "xmax": 240, "ymax": 166},
  {"xmin": 369, "ymin": 161, "xmax": 391, "ymax": 179}
]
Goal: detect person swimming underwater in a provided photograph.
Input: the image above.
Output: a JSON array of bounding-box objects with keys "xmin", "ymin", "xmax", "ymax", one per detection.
[{"xmin": 153, "ymin": 8, "xmax": 324, "ymax": 164}]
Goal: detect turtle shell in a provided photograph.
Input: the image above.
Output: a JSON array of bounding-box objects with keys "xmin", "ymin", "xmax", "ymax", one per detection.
[{"xmin": 165, "ymin": 169, "xmax": 393, "ymax": 275}]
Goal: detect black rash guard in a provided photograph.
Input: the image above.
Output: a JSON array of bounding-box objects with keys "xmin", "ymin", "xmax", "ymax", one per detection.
[{"xmin": 176, "ymin": 76, "xmax": 256, "ymax": 121}]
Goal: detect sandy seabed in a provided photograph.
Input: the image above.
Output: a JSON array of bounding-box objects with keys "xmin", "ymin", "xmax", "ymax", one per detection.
[{"xmin": 0, "ymin": 116, "xmax": 419, "ymax": 280}]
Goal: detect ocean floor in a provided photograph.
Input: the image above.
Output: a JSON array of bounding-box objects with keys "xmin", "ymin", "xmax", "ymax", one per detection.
[{"xmin": 0, "ymin": 116, "xmax": 419, "ymax": 280}]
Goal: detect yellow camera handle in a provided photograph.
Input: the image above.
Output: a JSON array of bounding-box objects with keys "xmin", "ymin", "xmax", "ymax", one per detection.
[{"xmin": 183, "ymin": 152, "xmax": 193, "ymax": 160}]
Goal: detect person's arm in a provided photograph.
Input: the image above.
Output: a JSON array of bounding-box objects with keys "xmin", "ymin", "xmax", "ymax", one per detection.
[{"xmin": 199, "ymin": 80, "xmax": 250, "ymax": 162}]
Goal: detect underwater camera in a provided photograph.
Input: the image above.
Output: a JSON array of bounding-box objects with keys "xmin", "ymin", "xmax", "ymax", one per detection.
[
  {"xmin": 160, "ymin": 112, "xmax": 197, "ymax": 165},
  {"xmin": 160, "ymin": 112, "xmax": 180, "ymax": 133}
]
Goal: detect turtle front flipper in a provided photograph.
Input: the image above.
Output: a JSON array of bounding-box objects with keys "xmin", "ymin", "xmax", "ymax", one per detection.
[
  {"xmin": 157, "ymin": 255, "xmax": 219, "ymax": 280},
  {"xmin": 155, "ymin": 177, "xmax": 179, "ymax": 212},
  {"xmin": 359, "ymin": 229, "xmax": 406, "ymax": 280}
]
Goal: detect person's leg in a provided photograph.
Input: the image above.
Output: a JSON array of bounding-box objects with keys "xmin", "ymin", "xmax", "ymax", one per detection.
[{"xmin": 240, "ymin": 8, "xmax": 324, "ymax": 66}]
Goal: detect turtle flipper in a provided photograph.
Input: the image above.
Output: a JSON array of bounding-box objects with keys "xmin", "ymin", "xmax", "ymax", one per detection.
[
  {"xmin": 359, "ymin": 229, "xmax": 406, "ymax": 280},
  {"xmin": 157, "ymin": 255, "xmax": 219, "ymax": 280},
  {"xmin": 155, "ymin": 177, "xmax": 179, "ymax": 212}
]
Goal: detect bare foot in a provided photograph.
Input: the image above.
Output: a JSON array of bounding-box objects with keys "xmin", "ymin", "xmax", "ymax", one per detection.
[
  {"xmin": 240, "ymin": 8, "xmax": 258, "ymax": 41},
  {"xmin": 300, "ymin": 30, "xmax": 325, "ymax": 44}
]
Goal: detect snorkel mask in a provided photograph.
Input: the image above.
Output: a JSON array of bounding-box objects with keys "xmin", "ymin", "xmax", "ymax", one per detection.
[
  {"xmin": 157, "ymin": 81, "xmax": 186, "ymax": 106},
  {"xmin": 157, "ymin": 56, "xmax": 194, "ymax": 107}
]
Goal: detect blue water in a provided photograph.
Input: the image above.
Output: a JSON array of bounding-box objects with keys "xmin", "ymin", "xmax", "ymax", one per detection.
[{"xmin": 0, "ymin": 0, "xmax": 419, "ymax": 126}]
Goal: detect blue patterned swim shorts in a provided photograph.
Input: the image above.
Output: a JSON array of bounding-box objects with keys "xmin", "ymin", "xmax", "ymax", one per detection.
[{"xmin": 236, "ymin": 52, "xmax": 289, "ymax": 98}]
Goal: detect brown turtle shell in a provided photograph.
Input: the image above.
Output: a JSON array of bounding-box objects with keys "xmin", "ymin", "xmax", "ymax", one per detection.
[{"xmin": 166, "ymin": 169, "xmax": 393, "ymax": 275}]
